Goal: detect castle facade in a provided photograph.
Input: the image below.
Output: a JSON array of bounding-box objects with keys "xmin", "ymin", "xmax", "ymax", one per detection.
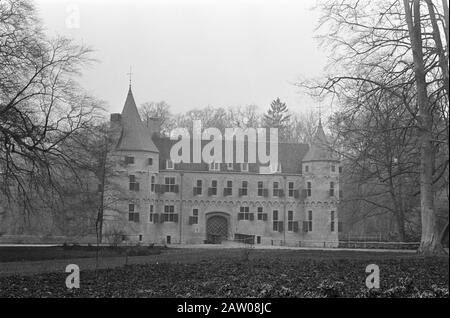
[{"xmin": 103, "ymin": 87, "xmax": 341, "ymax": 247}]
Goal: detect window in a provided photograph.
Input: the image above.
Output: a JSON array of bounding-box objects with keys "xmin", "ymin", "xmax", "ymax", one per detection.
[
  {"xmin": 209, "ymin": 162, "xmax": 220, "ymax": 171},
  {"xmin": 166, "ymin": 159, "xmax": 174, "ymax": 169},
  {"xmin": 257, "ymin": 207, "xmax": 264, "ymax": 220},
  {"xmin": 257, "ymin": 181, "xmax": 264, "ymax": 196},
  {"xmin": 148, "ymin": 158, "xmax": 153, "ymax": 166},
  {"xmin": 125, "ymin": 156, "xmax": 134, "ymax": 164},
  {"xmin": 271, "ymin": 210, "xmax": 283, "ymax": 231},
  {"xmin": 209, "ymin": 180, "xmax": 218, "ymax": 196},
  {"xmin": 163, "ymin": 205, "xmax": 177, "ymax": 222},
  {"xmin": 304, "ymin": 165, "xmax": 309, "ymax": 173},
  {"xmin": 194, "ymin": 179, "xmax": 202, "ymax": 195},
  {"xmin": 307, "ymin": 182, "xmax": 312, "ymax": 197},
  {"xmin": 329, "ymin": 182, "xmax": 335, "ymax": 197},
  {"xmin": 189, "ymin": 208, "xmax": 199, "ymax": 225},
  {"xmin": 339, "ymin": 166, "xmax": 343, "ymax": 174},
  {"xmin": 273, "ymin": 182, "xmax": 279, "ymax": 196},
  {"xmin": 165, "ymin": 177, "xmax": 176, "ymax": 193},
  {"xmin": 239, "ymin": 181, "xmax": 248, "ymax": 196},
  {"xmin": 272, "ymin": 210, "xmax": 279, "ymax": 231},
  {"xmin": 330, "ymin": 210, "xmax": 336, "ymax": 232},
  {"xmin": 256, "ymin": 236, "xmax": 261, "ymax": 244},
  {"xmin": 129, "ymin": 175, "xmax": 139, "ymax": 191},
  {"xmin": 287, "ymin": 210, "xmax": 294, "ymax": 231},
  {"xmin": 241, "ymin": 163, "xmax": 249, "ymax": 172},
  {"xmin": 288, "ymin": 182, "xmax": 295, "ymax": 197},
  {"xmin": 224, "ymin": 180, "xmax": 232, "ymax": 196},
  {"xmin": 149, "ymin": 205, "xmax": 154, "ymax": 222},
  {"xmin": 227, "ymin": 163, "xmax": 233, "ymax": 170},
  {"xmin": 238, "ymin": 206, "xmax": 250, "ymax": 220},
  {"xmin": 128, "ymin": 204, "xmax": 139, "ymax": 222},
  {"xmin": 308, "ymin": 210, "xmax": 313, "ymax": 231},
  {"xmin": 151, "ymin": 176, "xmax": 155, "ymax": 192},
  {"xmin": 331, "ymin": 165, "xmax": 336, "ymax": 173}
]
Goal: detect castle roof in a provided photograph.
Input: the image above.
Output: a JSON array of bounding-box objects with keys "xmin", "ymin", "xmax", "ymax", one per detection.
[
  {"xmin": 153, "ymin": 136, "xmax": 309, "ymax": 174},
  {"xmin": 303, "ymin": 120, "xmax": 339, "ymax": 162},
  {"xmin": 116, "ymin": 87, "xmax": 159, "ymax": 153}
]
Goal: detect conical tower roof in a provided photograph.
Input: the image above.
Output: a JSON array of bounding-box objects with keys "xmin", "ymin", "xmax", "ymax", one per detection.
[
  {"xmin": 303, "ymin": 120, "xmax": 338, "ymax": 162},
  {"xmin": 116, "ymin": 87, "xmax": 159, "ymax": 153}
]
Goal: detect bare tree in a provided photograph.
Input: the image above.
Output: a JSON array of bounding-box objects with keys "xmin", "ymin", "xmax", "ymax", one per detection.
[
  {"xmin": 139, "ymin": 101, "xmax": 175, "ymax": 136},
  {"xmin": 0, "ymin": 0, "xmax": 102, "ymax": 220},
  {"xmin": 298, "ymin": 0, "xmax": 448, "ymax": 255}
]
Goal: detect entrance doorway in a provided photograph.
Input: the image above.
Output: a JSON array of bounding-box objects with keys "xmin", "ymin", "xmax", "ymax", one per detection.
[{"xmin": 206, "ymin": 214, "xmax": 228, "ymax": 244}]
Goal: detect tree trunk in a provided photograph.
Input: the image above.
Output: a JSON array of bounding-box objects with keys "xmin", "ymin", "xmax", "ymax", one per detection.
[{"xmin": 403, "ymin": 0, "xmax": 445, "ymax": 255}]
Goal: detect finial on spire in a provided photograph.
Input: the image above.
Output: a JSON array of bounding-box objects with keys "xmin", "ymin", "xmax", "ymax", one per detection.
[{"xmin": 126, "ymin": 66, "xmax": 133, "ymax": 89}]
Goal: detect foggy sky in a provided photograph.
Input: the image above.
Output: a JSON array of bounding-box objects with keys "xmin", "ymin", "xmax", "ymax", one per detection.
[{"xmin": 35, "ymin": 0, "xmax": 327, "ymax": 115}]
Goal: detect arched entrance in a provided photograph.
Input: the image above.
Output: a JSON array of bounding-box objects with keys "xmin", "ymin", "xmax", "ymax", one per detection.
[{"xmin": 206, "ymin": 214, "xmax": 228, "ymax": 244}]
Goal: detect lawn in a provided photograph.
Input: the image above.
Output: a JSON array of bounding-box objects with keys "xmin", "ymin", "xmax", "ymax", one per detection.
[
  {"xmin": 0, "ymin": 248, "xmax": 448, "ymax": 297},
  {"xmin": 0, "ymin": 245, "xmax": 163, "ymax": 263}
]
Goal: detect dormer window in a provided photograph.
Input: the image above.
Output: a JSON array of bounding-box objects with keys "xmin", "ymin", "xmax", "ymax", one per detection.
[
  {"xmin": 166, "ymin": 159, "xmax": 174, "ymax": 169},
  {"xmin": 209, "ymin": 162, "xmax": 220, "ymax": 171},
  {"xmin": 241, "ymin": 163, "xmax": 249, "ymax": 172}
]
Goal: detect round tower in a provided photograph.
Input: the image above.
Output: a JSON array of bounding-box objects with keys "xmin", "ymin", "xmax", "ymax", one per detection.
[
  {"xmin": 301, "ymin": 120, "xmax": 340, "ymax": 247},
  {"xmin": 103, "ymin": 86, "xmax": 160, "ymax": 244}
]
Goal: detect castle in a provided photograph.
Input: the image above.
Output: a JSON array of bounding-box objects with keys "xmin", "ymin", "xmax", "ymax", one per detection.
[{"xmin": 103, "ymin": 87, "xmax": 342, "ymax": 247}]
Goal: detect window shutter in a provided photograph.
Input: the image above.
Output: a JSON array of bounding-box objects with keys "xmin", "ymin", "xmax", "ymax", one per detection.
[
  {"xmin": 173, "ymin": 214, "xmax": 179, "ymax": 223},
  {"xmin": 155, "ymin": 184, "xmax": 160, "ymax": 193},
  {"xmin": 293, "ymin": 221, "xmax": 299, "ymax": 232},
  {"xmin": 153, "ymin": 213, "xmax": 159, "ymax": 223},
  {"xmin": 303, "ymin": 221, "xmax": 309, "ymax": 232},
  {"xmin": 294, "ymin": 189, "xmax": 299, "ymax": 198},
  {"xmin": 263, "ymin": 189, "xmax": 269, "ymax": 197},
  {"xmin": 238, "ymin": 213, "xmax": 243, "ymax": 220},
  {"xmin": 262, "ymin": 213, "xmax": 268, "ymax": 221},
  {"xmin": 249, "ymin": 213, "xmax": 254, "ymax": 221},
  {"xmin": 128, "ymin": 213, "xmax": 134, "ymax": 222},
  {"xmin": 134, "ymin": 213, "xmax": 140, "ymax": 222},
  {"xmin": 174, "ymin": 185, "xmax": 179, "ymax": 193},
  {"xmin": 278, "ymin": 221, "xmax": 284, "ymax": 232},
  {"xmin": 279, "ymin": 189, "xmax": 284, "ymax": 197},
  {"xmin": 238, "ymin": 188, "xmax": 243, "ymax": 197},
  {"xmin": 135, "ymin": 183, "xmax": 140, "ymax": 191},
  {"xmin": 208, "ymin": 188, "xmax": 213, "ymax": 196},
  {"xmin": 301, "ymin": 189, "xmax": 308, "ymax": 199},
  {"xmin": 160, "ymin": 214, "xmax": 165, "ymax": 223}
]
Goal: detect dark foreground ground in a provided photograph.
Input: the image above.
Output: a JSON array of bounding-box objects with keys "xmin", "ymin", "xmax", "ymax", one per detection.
[{"xmin": 0, "ymin": 248, "xmax": 448, "ymax": 297}]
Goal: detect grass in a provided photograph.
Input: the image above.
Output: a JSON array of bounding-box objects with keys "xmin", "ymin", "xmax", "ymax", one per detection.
[
  {"xmin": 0, "ymin": 245, "xmax": 163, "ymax": 263},
  {"xmin": 0, "ymin": 248, "xmax": 448, "ymax": 297}
]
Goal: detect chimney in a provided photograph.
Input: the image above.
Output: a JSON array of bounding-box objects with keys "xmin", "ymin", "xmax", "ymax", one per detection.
[{"xmin": 145, "ymin": 117, "xmax": 162, "ymax": 137}]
